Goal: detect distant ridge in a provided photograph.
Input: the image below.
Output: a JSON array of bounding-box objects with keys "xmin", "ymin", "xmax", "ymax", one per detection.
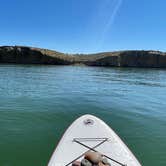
[{"xmin": 0, "ymin": 46, "xmax": 166, "ymax": 68}]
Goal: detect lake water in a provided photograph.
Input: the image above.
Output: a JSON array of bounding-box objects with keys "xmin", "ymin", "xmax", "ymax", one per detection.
[{"xmin": 0, "ymin": 65, "xmax": 166, "ymax": 166}]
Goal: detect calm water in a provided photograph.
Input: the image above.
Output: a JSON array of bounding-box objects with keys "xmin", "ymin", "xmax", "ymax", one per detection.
[{"xmin": 0, "ymin": 65, "xmax": 166, "ymax": 166}]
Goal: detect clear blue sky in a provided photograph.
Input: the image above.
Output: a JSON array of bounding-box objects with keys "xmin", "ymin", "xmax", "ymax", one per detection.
[{"xmin": 0, "ymin": 0, "xmax": 165, "ymax": 53}]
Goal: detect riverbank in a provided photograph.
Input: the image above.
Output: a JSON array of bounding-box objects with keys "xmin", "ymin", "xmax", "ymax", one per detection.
[{"xmin": 0, "ymin": 46, "xmax": 166, "ymax": 67}]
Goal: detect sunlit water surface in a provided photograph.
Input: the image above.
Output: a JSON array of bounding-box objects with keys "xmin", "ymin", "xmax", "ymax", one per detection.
[{"xmin": 0, "ymin": 65, "xmax": 166, "ymax": 166}]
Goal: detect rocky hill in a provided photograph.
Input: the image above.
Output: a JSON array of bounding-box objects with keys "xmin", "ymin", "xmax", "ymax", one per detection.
[{"xmin": 0, "ymin": 46, "xmax": 166, "ymax": 67}]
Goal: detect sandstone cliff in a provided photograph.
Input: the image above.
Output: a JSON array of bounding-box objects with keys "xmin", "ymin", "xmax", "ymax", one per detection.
[
  {"xmin": 0, "ymin": 46, "xmax": 75, "ymax": 65},
  {"xmin": 0, "ymin": 46, "xmax": 166, "ymax": 68}
]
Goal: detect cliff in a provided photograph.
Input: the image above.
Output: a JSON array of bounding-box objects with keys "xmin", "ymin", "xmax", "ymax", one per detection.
[
  {"xmin": 0, "ymin": 46, "xmax": 75, "ymax": 65},
  {"xmin": 0, "ymin": 46, "xmax": 166, "ymax": 68}
]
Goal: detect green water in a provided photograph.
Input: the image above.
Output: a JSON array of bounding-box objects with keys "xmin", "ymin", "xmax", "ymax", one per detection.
[{"xmin": 0, "ymin": 65, "xmax": 166, "ymax": 166}]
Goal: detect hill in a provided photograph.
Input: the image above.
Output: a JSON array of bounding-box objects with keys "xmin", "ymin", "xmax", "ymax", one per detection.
[{"xmin": 0, "ymin": 46, "xmax": 166, "ymax": 67}]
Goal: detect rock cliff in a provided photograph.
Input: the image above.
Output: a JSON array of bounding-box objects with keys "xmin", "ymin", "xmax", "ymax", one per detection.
[{"xmin": 0, "ymin": 46, "xmax": 166, "ymax": 68}]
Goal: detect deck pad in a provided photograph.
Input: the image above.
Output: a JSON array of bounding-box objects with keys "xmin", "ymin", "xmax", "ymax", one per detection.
[{"xmin": 48, "ymin": 115, "xmax": 141, "ymax": 166}]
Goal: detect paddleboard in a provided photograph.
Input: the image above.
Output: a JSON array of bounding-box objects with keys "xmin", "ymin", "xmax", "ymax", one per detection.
[{"xmin": 48, "ymin": 114, "xmax": 141, "ymax": 166}]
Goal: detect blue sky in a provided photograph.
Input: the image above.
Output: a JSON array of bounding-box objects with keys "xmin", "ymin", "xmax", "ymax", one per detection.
[{"xmin": 0, "ymin": 0, "xmax": 165, "ymax": 53}]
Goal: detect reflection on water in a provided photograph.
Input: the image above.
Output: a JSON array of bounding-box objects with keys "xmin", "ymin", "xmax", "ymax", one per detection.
[{"xmin": 0, "ymin": 65, "xmax": 166, "ymax": 166}]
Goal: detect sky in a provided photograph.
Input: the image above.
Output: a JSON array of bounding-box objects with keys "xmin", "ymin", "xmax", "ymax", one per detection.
[{"xmin": 0, "ymin": 0, "xmax": 165, "ymax": 53}]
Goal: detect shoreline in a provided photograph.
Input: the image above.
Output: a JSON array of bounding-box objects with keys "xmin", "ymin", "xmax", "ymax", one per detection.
[{"xmin": 0, "ymin": 46, "xmax": 166, "ymax": 68}]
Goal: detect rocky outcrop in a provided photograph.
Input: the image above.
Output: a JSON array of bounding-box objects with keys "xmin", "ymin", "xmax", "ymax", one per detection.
[
  {"xmin": 0, "ymin": 46, "xmax": 166, "ymax": 68},
  {"xmin": 83, "ymin": 51, "xmax": 166, "ymax": 68},
  {"xmin": 0, "ymin": 46, "xmax": 75, "ymax": 65}
]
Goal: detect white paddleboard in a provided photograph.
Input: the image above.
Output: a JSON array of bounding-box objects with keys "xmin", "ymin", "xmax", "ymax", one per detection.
[{"xmin": 48, "ymin": 114, "xmax": 141, "ymax": 166}]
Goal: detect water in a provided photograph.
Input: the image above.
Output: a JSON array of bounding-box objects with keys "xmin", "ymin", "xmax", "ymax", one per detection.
[{"xmin": 0, "ymin": 65, "xmax": 166, "ymax": 166}]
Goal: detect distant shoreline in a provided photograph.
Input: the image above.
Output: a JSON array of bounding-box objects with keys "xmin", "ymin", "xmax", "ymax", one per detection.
[{"xmin": 0, "ymin": 46, "xmax": 166, "ymax": 68}]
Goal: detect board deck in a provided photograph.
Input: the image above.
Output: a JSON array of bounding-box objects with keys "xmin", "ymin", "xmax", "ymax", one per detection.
[{"xmin": 48, "ymin": 115, "xmax": 141, "ymax": 166}]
